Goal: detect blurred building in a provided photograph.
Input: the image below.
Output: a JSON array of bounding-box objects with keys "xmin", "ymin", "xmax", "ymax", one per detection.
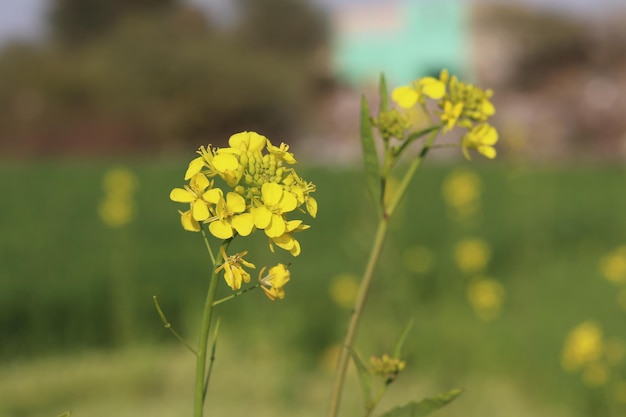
[{"xmin": 331, "ymin": 0, "xmax": 469, "ymax": 87}]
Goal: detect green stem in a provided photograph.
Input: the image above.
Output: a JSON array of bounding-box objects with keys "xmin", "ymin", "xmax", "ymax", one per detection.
[
  {"xmin": 153, "ymin": 295, "xmax": 197, "ymax": 355},
  {"xmin": 365, "ymin": 384, "xmax": 388, "ymax": 417},
  {"xmin": 387, "ymin": 130, "xmax": 439, "ymax": 217},
  {"xmin": 194, "ymin": 237, "xmax": 229, "ymax": 417},
  {"xmin": 212, "ymin": 284, "xmax": 260, "ymax": 307},
  {"xmin": 327, "ymin": 218, "xmax": 389, "ymax": 417}
]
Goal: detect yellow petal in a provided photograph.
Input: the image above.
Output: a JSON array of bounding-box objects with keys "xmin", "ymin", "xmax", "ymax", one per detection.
[
  {"xmin": 251, "ymin": 206, "xmax": 272, "ymax": 229},
  {"xmin": 285, "ymin": 219, "xmax": 303, "ymax": 232},
  {"xmin": 265, "ymin": 214, "xmax": 286, "ymax": 238},
  {"xmin": 306, "ymin": 197, "xmax": 318, "ymax": 218},
  {"xmin": 481, "ymin": 99, "xmax": 495, "ymax": 116},
  {"xmin": 192, "ymin": 201, "xmax": 210, "ymax": 221},
  {"xmin": 232, "ymin": 213, "xmax": 254, "ymax": 236},
  {"xmin": 192, "ymin": 173, "xmax": 210, "ymax": 191},
  {"xmin": 248, "ymin": 132, "xmax": 267, "ymax": 151},
  {"xmin": 481, "ymin": 125, "xmax": 498, "ymax": 145},
  {"xmin": 203, "ymin": 188, "xmax": 223, "ymax": 204},
  {"xmin": 391, "ymin": 86, "xmax": 418, "ymax": 109},
  {"xmin": 209, "ymin": 220, "xmax": 234, "ymax": 239},
  {"xmin": 478, "ymin": 146, "xmax": 496, "ymax": 159},
  {"xmin": 278, "ymin": 191, "xmax": 298, "ymax": 213},
  {"xmin": 272, "ymin": 233, "xmax": 295, "ymax": 250},
  {"xmin": 184, "ymin": 157, "xmax": 206, "ymax": 180},
  {"xmin": 170, "ymin": 188, "xmax": 195, "ymax": 203},
  {"xmin": 212, "ymin": 154, "xmax": 239, "ymax": 172},
  {"xmin": 226, "ymin": 192, "xmax": 246, "ymax": 213},
  {"xmin": 181, "ymin": 211, "xmax": 201, "ymax": 232},
  {"xmin": 420, "ymin": 77, "xmax": 445, "ymax": 99},
  {"xmin": 289, "ymin": 240, "xmax": 301, "ymax": 256},
  {"xmin": 262, "ymin": 183, "xmax": 283, "ymax": 207}
]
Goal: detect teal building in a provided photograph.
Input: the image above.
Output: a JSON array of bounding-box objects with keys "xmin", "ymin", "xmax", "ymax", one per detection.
[{"xmin": 333, "ymin": 0, "xmax": 469, "ymax": 87}]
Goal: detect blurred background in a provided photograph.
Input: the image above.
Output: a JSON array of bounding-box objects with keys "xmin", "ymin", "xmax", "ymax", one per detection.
[{"xmin": 1, "ymin": 0, "xmax": 626, "ymax": 416}]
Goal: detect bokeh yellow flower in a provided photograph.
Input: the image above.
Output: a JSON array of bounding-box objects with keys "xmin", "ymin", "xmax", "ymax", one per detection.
[
  {"xmin": 454, "ymin": 238, "xmax": 491, "ymax": 274},
  {"xmin": 442, "ymin": 169, "xmax": 482, "ymax": 220},
  {"xmin": 461, "ymin": 123, "xmax": 499, "ymax": 160},
  {"xmin": 403, "ymin": 245, "xmax": 435, "ymax": 274},
  {"xmin": 600, "ymin": 246, "xmax": 626, "ymax": 284},
  {"xmin": 98, "ymin": 167, "xmax": 138, "ymax": 228},
  {"xmin": 561, "ymin": 321, "xmax": 604, "ymax": 372},
  {"xmin": 329, "ymin": 273, "xmax": 359, "ymax": 309},
  {"xmin": 466, "ymin": 277, "xmax": 505, "ymax": 321}
]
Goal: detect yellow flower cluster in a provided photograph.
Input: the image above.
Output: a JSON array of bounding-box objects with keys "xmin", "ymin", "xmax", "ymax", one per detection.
[
  {"xmin": 370, "ymin": 354, "xmax": 406, "ymax": 382},
  {"xmin": 392, "ymin": 69, "xmax": 498, "ymax": 159},
  {"xmin": 170, "ymin": 131, "xmax": 317, "ymax": 257}
]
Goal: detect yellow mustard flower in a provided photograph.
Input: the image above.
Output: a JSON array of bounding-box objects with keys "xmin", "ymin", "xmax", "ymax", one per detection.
[
  {"xmin": 99, "ymin": 199, "xmax": 135, "ymax": 228},
  {"xmin": 461, "ymin": 123, "xmax": 498, "ymax": 160},
  {"xmin": 269, "ymin": 220, "xmax": 309, "ymax": 257},
  {"xmin": 561, "ymin": 321, "xmax": 604, "ymax": 372},
  {"xmin": 440, "ymin": 100, "xmax": 464, "ymax": 132},
  {"xmin": 259, "ymin": 263, "xmax": 291, "ymax": 300},
  {"xmin": 391, "ymin": 75, "xmax": 446, "ymax": 109},
  {"xmin": 170, "ymin": 173, "xmax": 214, "ymax": 223},
  {"xmin": 178, "ymin": 208, "xmax": 201, "ymax": 232},
  {"xmin": 215, "ymin": 248, "xmax": 255, "ymax": 290},
  {"xmin": 203, "ymin": 190, "xmax": 254, "ymax": 239},
  {"xmin": 467, "ymin": 277, "xmax": 505, "ymax": 321},
  {"xmin": 267, "ymin": 141, "xmax": 297, "ymax": 164},
  {"xmin": 251, "ymin": 182, "xmax": 298, "ymax": 238}
]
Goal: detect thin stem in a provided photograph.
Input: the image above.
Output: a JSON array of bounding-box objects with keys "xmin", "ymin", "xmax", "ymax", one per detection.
[
  {"xmin": 327, "ymin": 219, "xmax": 389, "ymax": 417},
  {"xmin": 153, "ymin": 295, "xmax": 197, "ymax": 355},
  {"xmin": 194, "ymin": 237, "xmax": 230, "ymax": 417},
  {"xmin": 200, "ymin": 227, "xmax": 216, "ymax": 266},
  {"xmin": 365, "ymin": 384, "xmax": 388, "ymax": 417},
  {"xmin": 386, "ymin": 130, "xmax": 439, "ymax": 217},
  {"xmin": 212, "ymin": 284, "xmax": 260, "ymax": 307},
  {"xmin": 203, "ymin": 317, "xmax": 221, "ymax": 402}
]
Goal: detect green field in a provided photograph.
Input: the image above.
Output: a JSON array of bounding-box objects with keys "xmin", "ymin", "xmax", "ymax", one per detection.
[{"xmin": 1, "ymin": 159, "xmax": 626, "ymax": 417}]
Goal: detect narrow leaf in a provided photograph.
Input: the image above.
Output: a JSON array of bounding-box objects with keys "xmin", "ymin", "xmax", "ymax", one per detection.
[
  {"xmin": 378, "ymin": 389, "xmax": 461, "ymax": 417},
  {"xmin": 392, "ymin": 319, "xmax": 414, "ymax": 359},
  {"xmin": 360, "ymin": 95, "xmax": 382, "ymax": 214},
  {"xmin": 379, "ymin": 73, "xmax": 389, "ymax": 112},
  {"xmin": 350, "ymin": 347, "xmax": 373, "ymax": 408}
]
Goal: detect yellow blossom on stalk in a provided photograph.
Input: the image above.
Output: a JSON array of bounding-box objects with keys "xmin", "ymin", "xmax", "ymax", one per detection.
[
  {"xmin": 215, "ymin": 248, "xmax": 255, "ymax": 290},
  {"xmin": 252, "ymin": 183, "xmax": 298, "ymax": 238},
  {"xmin": 269, "ymin": 220, "xmax": 309, "ymax": 257},
  {"xmin": 391, "ymin": 73, "xmax": 446, "ymax": 109},
  {"xmin": 442, "ymin": 169, "xmax": 482, "ymax": 220},
  {"xmin": 370, "ymin": 354, "xmax": 406, "ymax": 382},
  {"xmin": 259, "ymin": 263, "xmax": 291, "ymax": 300},
  {"xmin": 440, "ymin": 100, "xmax": 464, "ymax": 132},
  {"xmin": 170, "ymin": 173, "xmax": 214, "ymax": 222},
  {"xmin": 561, "ymin": 321, "xmax": 604, "ymax": 372},
  {"xmin": 461, "ymin": 123, "xmax": 499, "ymax": 160},
  {"xmin": 204, "ymin": 190, "xmax": 254, "ymax": 239}
]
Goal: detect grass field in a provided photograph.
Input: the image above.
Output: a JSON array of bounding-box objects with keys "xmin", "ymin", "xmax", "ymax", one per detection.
[{"xmin": 1, "ymin": 158, "xmax": 626, "ymax": 416}]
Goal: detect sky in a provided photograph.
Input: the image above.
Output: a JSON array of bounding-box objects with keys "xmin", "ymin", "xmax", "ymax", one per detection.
[{"xmin": 1, "ymin": 0, "xmax": 625, "ymax": 46}]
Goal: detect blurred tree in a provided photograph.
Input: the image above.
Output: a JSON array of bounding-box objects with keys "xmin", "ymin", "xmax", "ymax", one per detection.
[
  {"xmin": 235, "ymin": 0, "xmax": 328, "ymax": 57},
  {"xmin": 48, "ymin": 0, "xmax": 180, "ymax": 45}
]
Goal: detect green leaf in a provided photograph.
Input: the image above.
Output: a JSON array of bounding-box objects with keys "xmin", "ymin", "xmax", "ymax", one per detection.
[
  {"xmin": 360, "ymin": 95, "xmax": 382, "ymax": 214},
  {"xmin": 379, "ymin": 73, "xmax": 389, "ymax": 112},
  {"xmin": 378, "ymin": 389, "xmax": 461, "ymax": 417},
  {"xmin": 56, "ymin": 412, "xmax": 71, "ymax": 417},
  {"xmin": 350, "ymin": 347, "xmax": 373, "ymax": 408},
  {"xmin": 392, "ymin": 319, "xmax": 414, "ymax": 359}
]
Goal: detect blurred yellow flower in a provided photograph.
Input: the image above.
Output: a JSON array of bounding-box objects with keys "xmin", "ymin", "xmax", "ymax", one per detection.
[
  {"xmin": 461, "ymin": 123, "xmax": 498, "ymax": 160},
  {"xmin": 600, "ymin": 246, "xmax": 626, "ymax": 284},
  {"xmin": 403, "ymin": 245, "xmax": 435, "ymax": 274},
  {"xmin": 370, "ymin": 353, "xmax": 406, "ymax": 382},
  {"xmin": 99, "ymin": 167, "xmax": 138, "ymax": 228},
  {"xmin": 561, "ymin": 321, "xmax": 604, "ymax": 372},
  {"xmin": 466, "ymin": 278, "xmax": 505, "ymax": 321},
  {"xmin": 455, "ymin": 238, "xmax": 491, "ymax": 274},
  {"xmin": 582, "ymin": 361, "xmax": 610, "ymax": 387},
  {"xmin": 329, "ymin": 273, "xmax": 359, "ymax": 309},
  {"xmin": 442, "ymin": 169, "xmax": 482, "ymax": 219}
]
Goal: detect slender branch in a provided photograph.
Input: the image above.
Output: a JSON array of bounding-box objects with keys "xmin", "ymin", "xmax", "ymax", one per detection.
[
  {"xmin": 212, "ymin": 284, "xmax": 260, "ymax": 307},
  {"xmin": 327, "ymin": 219, "xmax": 389, "ymax": 417},
  {"xmin": 153, "ymin": 295, "xmax": 197, "ymax": 355},
  {"xmin": 200, "ymin": 227, "xmax": 216, "ymax": 266},
  {"xmin": 194, "ymin": 237, "xmax": 230, "ymax": 417}
]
